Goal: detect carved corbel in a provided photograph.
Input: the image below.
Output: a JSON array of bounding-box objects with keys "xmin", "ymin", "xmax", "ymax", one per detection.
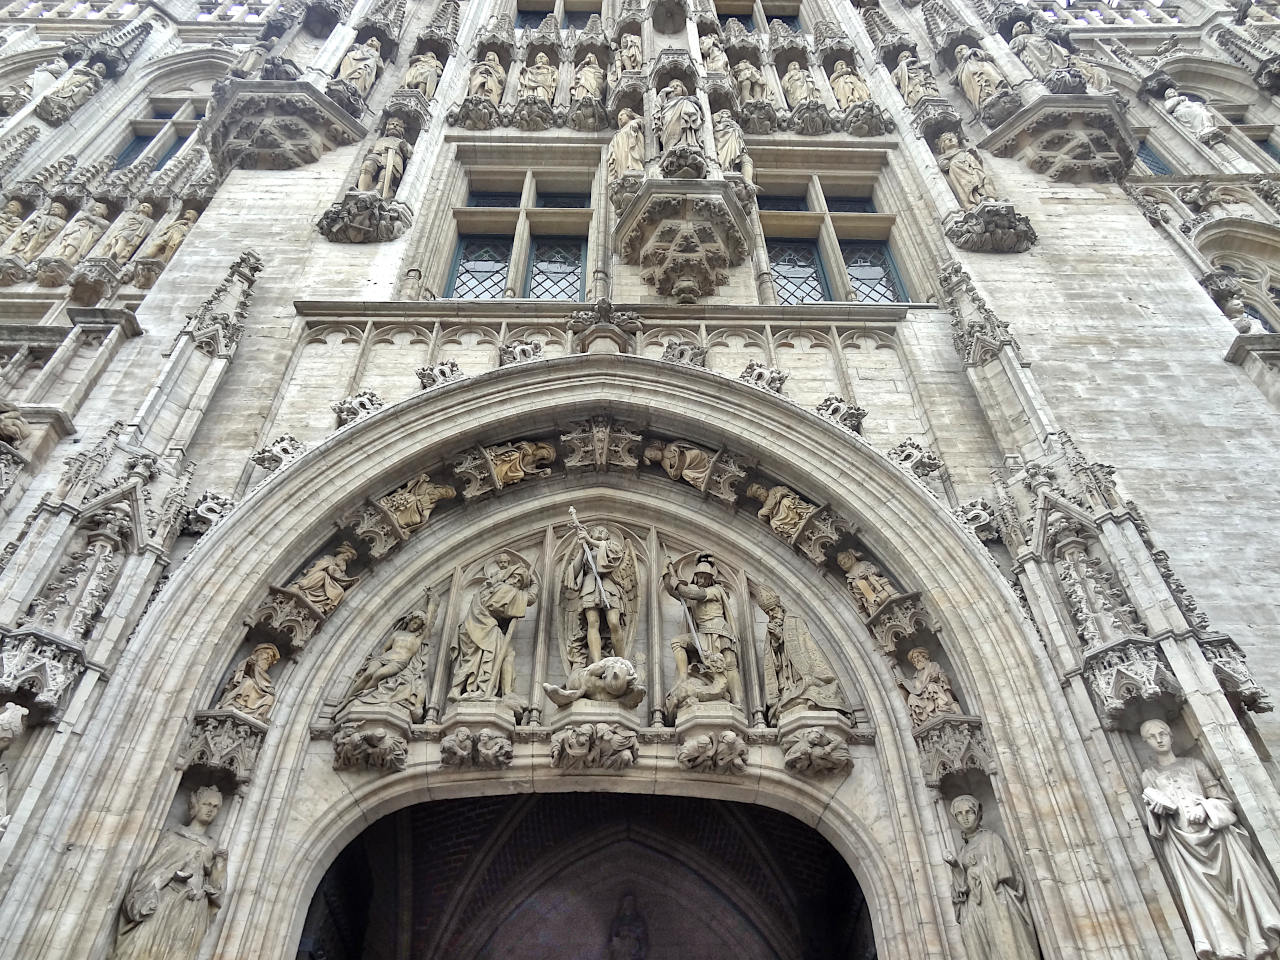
[
  {"xmin": 252, "ymin": 587, "xmax": 324, "ymax": 655},
  {"xmin": 913, "ymin": 714, "xmax": 996, "ymax": 788},
  {"xmin": 739, "ymin": 360, "xmax": 787, "ymax": 393},
  {"xmin": 1079, "ymin": 636, "xmax": 1183, "ymax": 729},
  {"xmin": 865, "ymin": 592, "xmax": 934, "ymax": 655},
  {"xmin": 176, "ymin": 709, "xmax": 267, "ymax": 790},
  {"xmin": 331, "ymin": 390, "xmax": 384, "ymax": 426},
  {"xmin": 337, "ymin": 499, "xmax": 408, "ymax": 560},
  {"xmin": 451, "ymin": 439, "xmax": 557, "ymax": 499},
  {"xmin": 944, "ymin": 201, "xmax": 1037, "ymax": 254},
  {"xmin": 815, "ymin": 395, "xmax": 867, "ymax": 433},
  {"xmin": 0, "ymin": 627, "xmax": 86, "ymax": 716},
  {"xmin": 559, "ymin": 418, "xmax": 642, "ymax": 471},
  {"xmin": 417, "ymin": 360, "xmax": 465, "ymax": 388},
  {"xmin": 1199, "ymin": 634, "xmax": 1273, "ymax": 714},
  {"xmin": 888, "ymin": 438, "xmax": 944, "ymax": 479},
  {"xmin": 980, "ymin": 95, "xmax": 1135, "ymax": 183},
  {"xmin": 250, "ymin": 435, "xmax": 306, "ymax": 473},
  {"xmin": 550, "ymin": 721, "xmax": 638, "ymax": 770},
  {"xmin": 332, "ymin": 719, "xmax": 408, "ymax": 771}
]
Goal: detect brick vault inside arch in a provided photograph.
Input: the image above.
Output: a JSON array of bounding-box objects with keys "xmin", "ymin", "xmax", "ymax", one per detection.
[{"xmin": 297, "ymin": 793, "xmax": 875, "ymax": 960}]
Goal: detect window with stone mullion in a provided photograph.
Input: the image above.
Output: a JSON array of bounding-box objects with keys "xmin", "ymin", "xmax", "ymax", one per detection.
[
  {"xmin": 449, "ymin": 236, "xmax": 514, "ymax": 299},
  {"xmin": 768, "ymin": 240, "xmax": 830, "ymax": 304},
  {"xmin": 526, "ymin": 236, "xmax": 585, "ymax": 301},
  {"xmin": 840, "ymin": 241, "xmax": 906, "ymax": 304}
]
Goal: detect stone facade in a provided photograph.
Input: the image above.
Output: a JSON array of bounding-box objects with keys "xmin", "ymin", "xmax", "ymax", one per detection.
[{"xmin": 0, "ymin": 0, "xmax": 1278, "ymax": 957}]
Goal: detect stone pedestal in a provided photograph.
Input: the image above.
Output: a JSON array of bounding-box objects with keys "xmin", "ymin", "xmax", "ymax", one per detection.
[
  {"xmin": 673, "ymin": 700, "xmax": 750, "ymax": 774},
  {"xmin": 777, "ymin": 708, "xmax": 854, "ymax": 778},
  {"xmin": 547, "ymin": 699, "xmax": 641, "ymax": 770},
  {"xmin": 438, "ymin": 700, "xmax": 515, "ymax": 769},
  {"xmin": 332, "ymin": 702, "xmax": 410, "ymax": 772}
]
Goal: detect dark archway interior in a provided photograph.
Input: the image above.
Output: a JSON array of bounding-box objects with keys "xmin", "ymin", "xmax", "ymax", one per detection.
[{"xmin": 297, "ymin": 793, "xmax": 877, "ymax": 960}]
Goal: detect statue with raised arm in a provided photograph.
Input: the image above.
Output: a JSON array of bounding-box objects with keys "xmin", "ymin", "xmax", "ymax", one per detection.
[
  {"xmin": 571, "ymin": 53, "xmax": 605, "ymax": 102},
  {"xmin": 663, "ymin": 553, "xmax": 742, "ymax": 706},
  {"xmin": 559, "ymin": 513, "xmax": 638, "ymax": 667},
  {"xmin": 828, "ymin": 59, "xmax": 870, "ymax": 109},
  {"xmin": 892, "ymin": 50, "xmax": 937, "ymax": 108},
  {"xmin": 449, "ymin": 552, "xmax": 537, "ymax": 707}
]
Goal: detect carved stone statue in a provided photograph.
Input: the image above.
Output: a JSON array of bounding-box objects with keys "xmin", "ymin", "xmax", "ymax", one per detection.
[
  {"xmin": 828, "ymin": 59, "xmax": 871, "ymax": 109},
  {"xmin": 745, "ymin": 482, "xmax": 814, "ymax": 539},
  {"xmin": 781, "ymin": 60, "xmax": 819, "ymax": 109},
  {"xmin": 944, "ymin": 795, "xmax": 1041, "ymax": 960},
  {"xmin": 215, "ymin": 643, "xmax": 279, "ymax": 720},
  {"xmin": 356, "ymin": 116, "xmax": 413, "ymax": 200},
  {"xmin": 700, "ymin": 35, "xmax": 730, "ymax": 75},
  {"xmin": 892, "ymin": 50, "xmax": 938, "ymax": 108},
  {"xmin": 405, "ymin": 51, "xmax": 444, "ymax": 99},
  {"xmin": 337, "ymin": 37, "xmax": 383, "ymax": 99},
  {"xmin": 1139, "ymin": 719, "xmax": 1280, "ymax": 960},
  {"xmin": 101, "ymin": 203, "xmax": 155, "ymax": 264},
  {"xmin": 733, "ymin": 59, "xmax": 767, "ymax": 103},
  {"xmin": 229, "ymin": 39, "xmax": 273, "ymax": 79},
  {"xmin": 619, "ymin": 33, "xmax": 643, "ymax": 72},
  {"xmin": 343, "ymin": 605, "xmax": 434, "ymax": 717},
  {"xmin": 0, "ymin": 55, "xmax": 69, "ymax": 114},
  {"xmin": 112, "ymin": 786, "xmax": 226, "ymax": 960},
  {"xmin": 518, "ymin": 52, "xmax": 558, "ymax": 103},
  {"xmin": 489, "ymin": 440, "xmax": 556, "ymax": 487},
  {"xmin": 937, "ymin": 132, "xmax": 998, "ymax": 210},
  {"xmin": 643, "ymin": 439, "xmax": 712, "ymax": 490},
  {"xmin": 782, "ymin": 726, "xmax": 851, "ymax": 776},
  {"xmin": 138, "ymin": 209, "xmax": 199, "ymax": 264},
  {"xmin": 449, "ymin": 552, "xmax": 536, "ymax": 708},
  {"xmin": 836, "ymin": 548, "xmax": 899, "ymax": 619},
  {"xmin": 0, "ymin": 402, "xmax": 32, "ymax": 449},
  {"xmin": 1008, "ymin": 22, "xmax": 1069, "ymax": 81},
  {"xmin": 469, "ymin": 51, "xmax": 506, "ymax": 106},
  {"xmin": 895, "ymin": 647, "xmax": 962, "ymax": 727},
  {"xmin": 288, "ymin": 542, "xmax": 359, "ymax": 613},
  {"xmin": 608, "ymin": 893, "xmax": 648, "ymax": 960},
  {"xmin": 559, "ymin": 519, "xmax": 638, "ymax": 666},
  {"xmin": 953, "ymin": 44, "xmax": 1007, "ymax": 109},
  {"xmin": 377, "ymin": 472, "xmax": 456, "ymax": 531},
  {"xmin": 664, "ymin": 553, "xmax": 742, "ymax": 705},
  {"xmin": 0, "ymin": 201, "xmax": 24, "ymax": 244},
  {"xmin": 1164, "ymin": 87, "xmax": 1221, "ymax": 143},
  {"xmin": 753, "ymin": 585, "xmax": 849, "ymax": 722},
  {"xmin": 713, "ymin": 110, "xmax": 752, "ymax": 182},
  {"xmin": 544, "ymin": 655, "xmax": 646, "ymax": 708},
  {"xmin": 607, "ymin": 108, "xmax": 646, "ymax": 180},
  {"xmin": 0, "ymin": 701, "xmax": 28, "ymax": 833},
  {"xmin": 49, "ymin": 202, "xmax": 109, "ymax": 265},
  {"xmin": 571, "ymin": 53, "xmax": 605, "ymax": 103},
  {"xmin": 657, "ymin": 79, "xmax": 704, "ymax": 153},
  {"xmin": 8, "ymin": 202, "xmax": 68, "ymax": 262},
  {"xmin": 39, "ymin": 61, "xmax": 106, "ymax": 121}
]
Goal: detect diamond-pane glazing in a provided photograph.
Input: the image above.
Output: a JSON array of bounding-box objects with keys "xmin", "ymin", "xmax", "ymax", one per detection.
[
  {"xmin": 769, "ymin": 241, "xmax": 828, "ymax": 305},
  {"xmin": 527, "ymin": 237, "xmax": 584, "ymax": 301},
  {"xmin": 450, "ymin": 237, "xmax": 512, "ymax": 299},
  {"xmin": 841, "ymin": 242, "xmax": 906, "ymax": 304}
]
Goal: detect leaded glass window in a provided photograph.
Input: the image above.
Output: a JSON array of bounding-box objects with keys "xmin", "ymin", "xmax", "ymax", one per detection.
[
  {"xmin": 526, "ymin": 237, "xmax": 585, "ymax": 300},
  {"xmin": 155, "ymin": 134, "xmax": 188, "ymax": 170},
  {"xmin": 1137, "ymin": 140, "xmax": 1171, "ymax": 175},
  {"xmin": 769, "ymin": 240, "xmax": 829, "ymax": 304},
  {"xmin": 841, "ymin": 242, "xmax": 906, "ymax": 303},
  {"xmin": 448, "ymin": 236, "xmax": 513, "ymax": 299}
]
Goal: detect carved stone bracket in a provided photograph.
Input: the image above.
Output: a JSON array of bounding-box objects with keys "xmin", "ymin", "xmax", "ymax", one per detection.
[
  {"xmin": 938, "ymin": 260, "xmax": 1025, "ymax": 367},
  {"xmin": 888, "ymin": 438, "xmax": 943, "ymax": 479},
  {"xmin": 1199, "ymin": 634, "xmax": 1273, "ymax": 714},
  {"xmin": 659, "ymin": 338, "xmax": 707, "ymax": 366},
  {"xmin": 177, "ymin": 709, "xmax": 267, "ymax": 789},
  {"xmin": 567, "ymin": 298, "xmax": 643, "ymax": 354},
  {"xmin": 451, "ymin": 439, "xmax": 556, "ymax": 499},
  {"xmin": 673, "ymin": 700, "xmax": 749, "ymax": 774},
  {"xmin": 251, "ymin": 586, "xmax": 324, "ymax": 655},
  {"xmin": 333, "ymin": 719, "xmax": 408, "ymax": 771},
  {"xmin": 865, "ymin": 592, "xmax": 933, "ymax": 655},
  {"xmin": 0, "ymin": 627, "xmax": 85, "ymax": 715},
  {"xmin": 843, "ymin": 100, "xmax": 896, "ymax": 136},
  {"xmin": 331, "ymin": 390, "xmax": 384, "ymax": 426},
  {"xmin": 1080, "ymin": 636, "xmax": 1183, "ymax": 729},
  {"xmin": 549, "ymin": 718, "xmax": 639, "ymax": 770},
  {"xmin": 944, "ymin": 201, "xmax": 1037, "ymax": 254},
  {"xmin": 914, "ymin": 714, "xmax": 995, "ymax": 788},
  {"xmin": 439, "ymin": 701, "xmax": 515, "ymax": 768},
  {"xmin": 417, "ymin": 360, "xmax": 466, "ymax": 389},
  {"xmin": 778, "ymin": 710, "xmax": 855, "ymax": 779},
  {"xmin": 560, "ymin": 417, "xmax": 642, "ymax": 471},
  {"xmin": 447, "ymin": 96, "xmax": 503, "ymax": 131},
  {"xmin": 816, "ymin": 395, "xmax": 867, "ymax": 433},
  {"xmin": 784, "ymin": 101, "xmax": 838, "ymax": 136},
  {"xmin": 739, "ymin": 360, "xmax": 787, "ymax": 393},
  {"xmin": 184, "ymin": 491, "xmax": 234, "ymax": 535},
  {"xmin": 67, "ymin": 257, "xmax": 122, "ymax": 307},
  {"xmin": 317, "ymin": 191, "xmax": 413, "ymax": 243},
  {"xmin": 251, "ymin": 435, "xmax": 306, "ymax": 473},
  {"xmin": 981, "ymin": 94, "xmax": 1135, "ymax": 183},
  {"xmin": 337, "ymin": 498, "xmax": 408, "ymax": 560}
]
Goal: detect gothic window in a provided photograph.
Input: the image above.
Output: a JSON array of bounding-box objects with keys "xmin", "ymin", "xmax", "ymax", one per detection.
[
  {"xmin": 113, "ymin": 97, "xmax": 204, "ymax": 170},
  {"xmin": 525, "ymin": 237, "xmax": 586, "ymax": 300},
  {"xmin": 448, "ymin": 237, "xmax": 513, "ymax": 299},
  {"xmin": 563, "ymin": 8, "xmax": 594, "ymax": 28},
  {"xmin": 766, "ymin": 13, "xmax": 802, "ymax": 30},
  {"xmin": 1212, "ymin": 258, "xmax": 1280, "ymax": 331},
  {"xmin": 769, "ymin": 240, "xmax": 830, "ymax": 304},
  {"xmin": 516, "ymin": 7, "xmax": 552, "ymax": 28},
  {"xmin": 718, "ymin": 13, "xmax": 755, "ymax": 31},
  {"xmin": 1136, "ymin": 140, "xmax": 1172, "ymax": 176},
  {"xmin": 841, "ymin": 242, "xmax": 907, "ymax": 303}
]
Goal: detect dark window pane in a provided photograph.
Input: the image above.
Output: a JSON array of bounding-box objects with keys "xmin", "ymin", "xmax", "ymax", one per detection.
[
  {"xmin": 719, "ymin": 13, "xmax": 754, "ymax": 31},
  {"xmin": 1255, "ymin": 137, "xmax": 1280, "ymax": 165},
  {"xmin": 826, "ymin": 196, "xmax": 875, "ymax": 213},
  {"xmin": 517, "ymin": 8, "xmax": 551, "ymax": 28},
  {"xmin": 1137, "ymin": 140, "xmax": 1171, "ymax": 175},
  {"xmin": 450, "ymin": 236, "xmax": 513, "ymax": 298},
  {"xmin": 563, "ymin": 10, "xmax": 593, "ymax": 29},
  {"xmin": 467, "ymin": 191, "xmax": 522, "ymax": 207},
  {"xmin": 767, "ymin": 14, "xmax": 802, "ymax": 31},
  {"xmin": 1244, "ymin": 302, "xmax": 1276, "ymax": 332},
  {"xmin": 840, "ymin": 241, "xmax": 907, "ymax": 303},
  {"xmin": 536, "ymin": 192, "xmax": 590, "ymax": 208},
  {"xmin": 758, "ymin": 195, "xmax": 808, "ymax": 211},
  {"xmin": 114, "ymin": 133, "xmax": 152, "ymax": 169},
  {"xmin": 527, "ymin": 236, "xmax": 585, "ymax": 301},
  {"xmin": 155, "ymin": 133, "xmax": 188, "ymax": 170},
  {"xmin": 769, "ymin": 240, "xmax": 829, "ymax": 304}
]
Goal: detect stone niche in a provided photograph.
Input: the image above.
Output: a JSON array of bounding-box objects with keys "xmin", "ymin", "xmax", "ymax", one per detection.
[{"xmin": 981, "ymin": 94, "xmax": 1135, "ymax": 183}]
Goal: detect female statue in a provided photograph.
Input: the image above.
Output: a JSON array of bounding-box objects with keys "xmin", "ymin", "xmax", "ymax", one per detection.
[
  {"xmin": 713, "ymin": 110, "xmax": 752, "ymax": 181},
  {"xmin": 469, "ymin": 51, "xmax": 506, "ymax": 105},
  {"xmin": 113, "ymin": 786, "xmax": 227, "ymax": 960},
  {"xmin": 1139, "ymin": 718, "xmax": 1280, "ymax": 960},
  {"xmin": 828, "ymin": 59, "xmax": 870, "ymax": 109},
  {"xmin": 288, "ymin": 543, "xmax": 359, "ymax": 613},
  {"xmin": 570, "ymin": 52, "xmax": 605, "ymax": 102},
  {"xmin": 405, "ymin": 51, "xmax": 444, "ymax": 99},
  {"xmin": 607, "ymin": 108, "xmax": 646, "ymax": 180},
  {"xmin": 937, "ymin": 131, "xmax": 998, "ymax": 210},
  {"xmin": 449, "ymin": 553, "xmax": 537, "ymax": 703},
  {"xmin": 518, "ymin": 51, "xmax": 558, "ymax": 102},
  {"xmin": 658, "ymin": 79, "xmax": 705, "ymax": 153},
  {"xmin": 337, "ymin": 37, "xmax": 382, "ymax": 98},
  {"xmin": 215, "ymin": 643, "xmax": 279, "ymax": 720},
  {"xmin": 944, "ymin": 795, "xmax": 1041, "ymax": 960},
  {"xmin": 781, "ymin": 60, "xmax": 818, "ymax": 109},
  {"xmin": 953, "ymin": 44, "xmax": 1007, "ymax": 109}
]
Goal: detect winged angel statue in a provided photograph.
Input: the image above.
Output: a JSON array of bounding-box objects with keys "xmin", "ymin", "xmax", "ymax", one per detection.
[{"xmin": 558, "ymin": 515, "xmax": 640, "ymax": 670}]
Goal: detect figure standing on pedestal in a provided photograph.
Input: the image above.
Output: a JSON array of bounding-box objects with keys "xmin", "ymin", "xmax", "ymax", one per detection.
[
  {"xmin": 700, "ymin": 35, "xmax": 730, "ymax": 75},
  {"xmin": 338, "ymin": 37, "xmax": 383, "ymax": 99},
  {"xmin": 663, "ymin": 553, "xmax": 742, "ymax": 705},
  {"xmin": 469, "ymin": 51, "xmax": 506, "ymax": 105},
  {"xmin": 713, "ymin": 110, "xmax": 753, "ymax": 182},
  {"xmin": 49, "ymin": 202, "xmax": 109, "ymax": 265},
  {"xmin": 619, "ymin": 33, "xmax": 643, "ymax": 72},
  {"xmin": 829, "ymin": 60, "xmax": 871, "ymax": 109},
  {"xmin": 405, "ymin": 51, "xmax": 444, "ymax": 99},
  {"xmin": 753, "ymin": 584, "xmax": 848, "ymax": 721},
  {"xmin": 733, "ymin": 59, "xmax": 767, "ymax": 103},
  {"xmin": 449, "ymin": 552, "xmax": 537, "ymax": 707},
  {"xmin": 7, "ymin": 202, "xmax": 67, "ymax": 262},
  {"xmin": 559, "ymin": 513, "xmax": 638, "ymax": 667},
  {"xmin": 936, "ymin": 132, "xmax": 998, "ymax": 210},
  {"xmin": 607, "ymin": 108, "xmax": 646, "ymax": 180},
  {"xmin": 892, "ymin": 50, "xmax": 937, "ymax": 108},
  {"xmin": 101, "ymin": 203, "xmax": 155, "ymax": 265},
  {"xmin": 138, "ymin": 209, "xmax": 199, "ymax": 264},
  {"xmin": 571, "ymin": 53, "xmax": 605, "ymax": 103},
  {"xmin": 657, "ymin": 79, "xmax": 704, "ymax": 153},
  {"xmin": 953, "ymin": 44, "xmax": 1007, "ymax": 109},
  {"xmin": 781, "ymin": 60, "xmax": 819, "ymax": 108},
  {"xmin": 518, "ymin": 52, "xmax": 558, "ymax": 103},
  {"xmin": 356, "ymin": 117, "xmax": 413, "ymax": 200}
]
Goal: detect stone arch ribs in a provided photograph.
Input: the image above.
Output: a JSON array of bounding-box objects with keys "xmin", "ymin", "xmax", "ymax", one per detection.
[{"xmin": 5, "ymin": 355, "xmax": 1181, "ymax": 960}]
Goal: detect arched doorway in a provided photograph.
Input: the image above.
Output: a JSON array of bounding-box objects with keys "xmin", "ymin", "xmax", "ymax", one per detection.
[{"xmin": 298, "ymin": 793, "xmax": 876, "ymax": 960}]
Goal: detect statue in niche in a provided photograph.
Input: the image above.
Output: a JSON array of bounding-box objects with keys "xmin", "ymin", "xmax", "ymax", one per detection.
[
  {"xmin": 343, "ymin": 602, "xmax": 436, "ymax": 717},
  {"xmin": 1008, "ymin": 22, "xmax": 1069, "ymax": 81},
  {"xmin": 937, "ymin": 131, "xmax": 998, "ymax": 210},
  {"xmin": 0, "ymin": 201, "xmax": 24, "ymax": 244},
  {"xmin": 752, "ymin": 584, "xmax": 849, "ymax": 722},
  {"xmin": 489, "ymin": 439, "xmax": 556, "ymax": 487},
  {"xmin": 356, "ymin": 116, "xmax": 413, "ymax": 200},
  {"xmin": 49, "ymin": 201, "xmax": 109, "ymax": 265},
  {"xmin": 943, "ymin": 795, "xmax": 1041, "ymax": 960},
  {"xmin": 518, "ymin": 52, "xmax": 558, "ymax": 103},
  {"xmin": 571, "ymin": 53, "xmax": 605, "ymax": 103},
  {"xmin": 448, "ymin": 552, "xmax": 537, "ymax": 709},
  {"xmin": 607, "ymin": 108, "xmax": 646, "ymax": 180},
  {"xmin": 377, "ymin": 472, "xmax": 456, "ymax": 532},
  {"xmin": 733, "ymin": 59, "xmax": 767, "ymax": 103},
  {"xmin": 405, "ymin": 51, "xmax": 444, "ymax": 99},
  {"xmin": 952, "ymin": 44, "xmax": 1007, "ymax": 109},
  {"xmin": 780, "ymin": 60, "xmax": 819, "ymax": 108},
  {"xmin": 138, "ymin": 209, "xmax": 199, "ymax": 264},
  {"xmin": 700, "ymin": 35, "xmax": 730, "ymax": 75},
  {"xmin": 288, "ymin": 542, "xmax": 360, "ymax": 614},
  {"xmin": 713, "ymin": 110, "xmax": 753, "ymax": 183},
  {"xmin": 229, "ymin": 39, "xmax": 273, "ymax": 78},
  {"xmin": 619, "ymin": 33, "xmax": 643, "ymax": 72},
  {"xmin": 0, "ymin": 402, "xmax": 32, "ymax": 449},
  {"xmin": 745, "ymin": 482, "xmax": 815, "ymax": 540},
  {"xmin": 664, "ymin": 553, "xmax": 743, "ymax": 705},
  {"xmin": 643, "ymin": 439, "xmax": 712, "ymax": 490},
  {"xmin": 892, "ymin": 50, "xmax": 938, "ymax": 108},
  {"xmin": 0, "ymin": 701, "xmax": 28, "ymax": 834},
  {"xmin": 41, "ymin": 61, "xmax": 106, "ymax": 117},
  {"xmin": 836, "ymin": 548, "xmax": 899, "ymax": 619},
  {"xmin": 215, "ymin": 643, "xmax": 280, "ymax": 721},
  {"xmin": 544, "ymin": 656, "xmax": 646, "ymax": 708},
  {"xmin": 828, "ymin": 59, "xmax": 870, "ymax": 109},
  {"xmin": 1164, "ymin": 87, "xmax": 1220, "ymax": 143},
  {"xmin": 8, "ymin": 202, "xmax": 68, "ymax": 262},
  {"xmin": 657, "ymin": 79, "xmax": 704, "ymax": 153},
  {"xmin": 469, "ymin": 51, "xmax": 506, "ymax": 106},
  {"xmin": 0, "ymin": 55, "xmax": 68, "ymax": 114},
  {"xmin": 112, "ymin": 786, "xmax": 226, "ymax": 960},
  {"xmin": 608, "ymin": 893, "xmax": 649, "ymax": 960},
  {"xmin": 101, "ymin": 203, "xmax": 155, "ymax": 265},
  {"xmin": 337, "ymin": 37, "xmax": 382, "ymax": 99},
  {"xmin": 895, "ymin": 647, "xmax": 962, "ymax": 727},
  {"xmin": 1139, "ymin": 718, "xmax": 1280, "ymax": 960},
  {"xmin": 559, "ymin": 515, "xmax": 639, "ymax": 666}
]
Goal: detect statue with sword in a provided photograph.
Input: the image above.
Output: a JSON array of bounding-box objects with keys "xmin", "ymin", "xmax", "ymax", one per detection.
[
  {"xmin": 559, "ymin": 508, "xmax": 638, "ymax": 668},
  {"xmin": 662, "ymin": 552, "xmax": 743, "ymax": 706}
]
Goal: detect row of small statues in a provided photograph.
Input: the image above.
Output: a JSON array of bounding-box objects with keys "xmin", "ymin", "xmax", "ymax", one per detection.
[{"xmin": 0, "ymin": 200, "xmax": 197, "ymax": 275}]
